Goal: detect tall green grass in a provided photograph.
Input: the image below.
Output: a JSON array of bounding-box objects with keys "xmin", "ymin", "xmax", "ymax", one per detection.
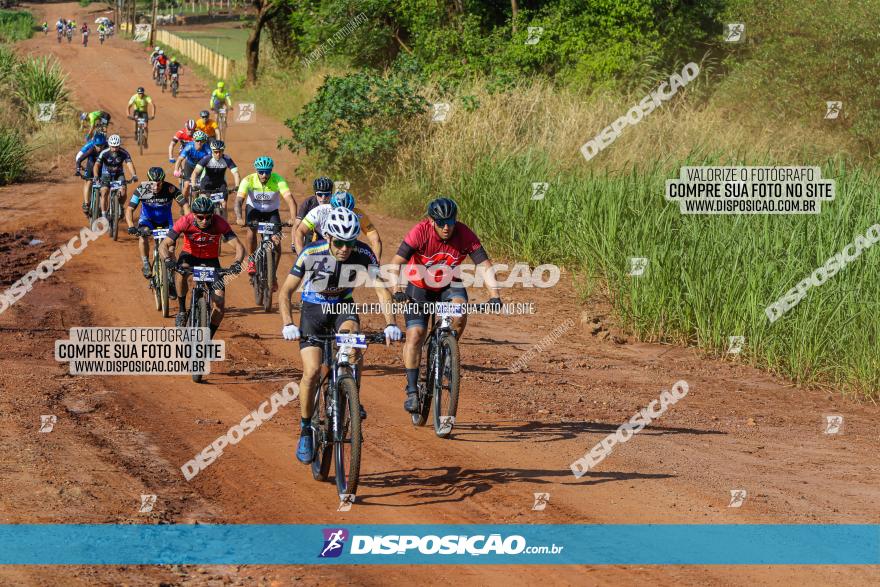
[
  {"xmin": 378, "ymin": 153, "xmax": 880, "ymax": 397},
  {"xmin": 0, "ymin": 10, "xmax": 34, "ymax": 43},
  {"xmin": 13, "ymin": 56, "xmax": 70, "ymax": 117},
  {"xmin": 0, "ymin": 127, "xmax": 29, "ymax": 183}
]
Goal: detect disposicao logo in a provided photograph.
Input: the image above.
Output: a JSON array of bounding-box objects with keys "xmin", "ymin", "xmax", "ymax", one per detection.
[{"xmin": 319, "ymin": 528, "xmax": 349, "ymax": 558}]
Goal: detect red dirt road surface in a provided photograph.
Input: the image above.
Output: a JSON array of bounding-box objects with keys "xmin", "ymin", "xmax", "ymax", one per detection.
[{"xmin": 0, "ymin": 3, "xmax": 878, "ymax": 586}]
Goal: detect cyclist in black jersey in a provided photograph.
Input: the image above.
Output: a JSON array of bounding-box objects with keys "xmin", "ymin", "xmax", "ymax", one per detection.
[
  {"xmin": 92, "ymin": 134, "xmax": 137, "ymax": 219},
  {"xmin": 190, "ymin": 139, "xmax": 241, "ymax": 217}
]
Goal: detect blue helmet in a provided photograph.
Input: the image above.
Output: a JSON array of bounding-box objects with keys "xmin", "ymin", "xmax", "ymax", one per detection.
[
  {"xmin": 330, "ymin": 191, "xmax": 355, "ymax": 210},
  {"xmin": 254, "ymin": 156, "xmax": 274, "ymax": 171},
  {"xmin": 93, "ymin": 132, "xmax": 108, "ymax": 146}
]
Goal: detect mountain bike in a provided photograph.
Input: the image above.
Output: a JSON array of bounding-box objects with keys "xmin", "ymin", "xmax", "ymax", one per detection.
[
  {"xmin": 247, "ymin": 220, "xmax": 288, "ymax": 313},
  {"xmin": 216, "ymin": 106, "xmax": 228, "ymax": 135},
  {"xmin": 158, "ymin": 68, "xmax": 168, "ymax": 92},
  {"xmin": 82, "ymin": 31, "xmax": 88, "ymax": 47},
  {"xmin": 131, "ymin": 114, "xmax": 148, "ymax": 155},
  {"xmin": 174, "ymin": 265, "xmax": 233, "ymax": 383},
  {"xmin": 66, "ymin": 28, "xmax": 73, "ymax": 43},
  {"xmin": 409, "ymin": 301, "xmax": 491, "ymax": 438},
  {"xmin": 170, "ymin": 72, "xmax": 179, "ymax": 97},
  {"xmin": 56, "ymin": 29, "xmax": 62, "ymax": 43},
  {"xmin": 140, "ymin": 226, "xmax": 171, "ymax": 317},
  {"xmin": 99, "ymin": 30, "xmax": 105, "ymax": 44},
  {"xmin": 305, "ymin": 332, "xmax": 394, "ymax": 497},
  {"xmin": 107, "ymin": 178, "xmax": 132, "ymax": 242},
  {"xmin": 87, "ymin": 177, "xmax": 101, "ymax": 225}
]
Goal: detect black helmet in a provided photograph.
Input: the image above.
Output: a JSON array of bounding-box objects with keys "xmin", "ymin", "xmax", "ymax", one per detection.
[
  {"xmin": 209, "ymin": 139, "xmax": 225, "ymax": 151},
  {"xmin": 427, "ymin": 197, "xmax": 458, "ymax": 222},
  {"xmin": 136, "ymin": 86, "xmax": 144, "ymax": 94},
  {"xmin": 313, "ymin": 176, "xmax": 333, "ymax": 194},
  {"xmin": 147, "ymin": 166, "xmax": 165, "ymax": 181},
  {"xmin": 191, "ymin": 195, "xmax": 214, "ymax": 214}
]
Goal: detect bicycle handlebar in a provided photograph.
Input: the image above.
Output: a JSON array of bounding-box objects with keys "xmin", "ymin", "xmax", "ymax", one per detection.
[{"xmin": 301, "ymin": 332, "xmax": 403, "ymax": 345}]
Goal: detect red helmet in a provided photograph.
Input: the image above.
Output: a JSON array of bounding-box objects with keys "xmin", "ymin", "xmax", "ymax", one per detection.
[{"xmin": 185, "ymin": 119, "xmax": 195, "ymax": 132}]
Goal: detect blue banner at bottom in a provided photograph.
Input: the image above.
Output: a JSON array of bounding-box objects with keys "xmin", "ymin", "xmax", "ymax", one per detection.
[{"xmin": 0, "ymin": 525, "xmax": 877, "ymax": 565}]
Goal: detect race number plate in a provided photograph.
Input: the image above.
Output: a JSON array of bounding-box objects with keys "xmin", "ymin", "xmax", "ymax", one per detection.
[
  {"xmin": 335, "ymin": 333, "xmax": 367, "ymax": 348},
  {"xmin": 257, "ymin": 222, "xmax": 276, "ymax": 235},
  {"xmin": 109, "ymin": 180, "xmax": 124, "ymax": 190},
  {"xmin": 192, "ymin": 266, "xmax": 216, "ymax": 282},
  {"xmin": 436, "ymin": 302, "xmax": 463, "ymax": 318},
  {"xmin": 151, "ymin": 228, "xmax": 168, "ymax": 240},
  {"xmin": 218, "ymin": 108, "xmax": 227, "ymax": 116},
  {"xmin": 210, "ymin": 192, "xmax": 225, "ymax": 203}
]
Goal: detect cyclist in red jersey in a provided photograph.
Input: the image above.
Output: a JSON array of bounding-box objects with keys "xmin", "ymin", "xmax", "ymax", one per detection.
[
  {"xmin": 388, "ymin": 197, "xmax": 502, "ymax": 413},
  {"xmin": 168, "ymin": 119, "xmax": 196, "ymax": 163},
  {"xmin": 158, "ymin": 195, "xmax": 245, "ymax": 332}
]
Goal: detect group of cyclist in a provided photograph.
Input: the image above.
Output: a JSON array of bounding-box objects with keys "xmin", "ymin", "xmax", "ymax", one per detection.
[
  {"xmin": 149, "ymin": 47, "xmax": 183, "ymax": 91},
  {"xmin": 69, "ymin": 44, "xmax": 504, "ymax": 468},
  {"xmin": 49, "ymin": 17, "xmax": 109, "ymax": 45}
]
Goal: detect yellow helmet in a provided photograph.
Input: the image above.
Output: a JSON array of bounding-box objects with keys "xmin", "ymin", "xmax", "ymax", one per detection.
[{"xmin": 217, "ymin": 81, "xmax": 225, "ymax": 89}]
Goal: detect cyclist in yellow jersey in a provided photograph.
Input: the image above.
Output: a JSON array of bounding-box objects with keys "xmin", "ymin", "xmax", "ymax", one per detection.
[
  {"xmin": 210, "ymin": 81, "xmax": 232, "ymax": 112},
  {"xmin": 235, "ymin": 156, "xmax": 297, "ymax": 279},
  {"xmin": 126, "ymin": 87, "xmax": 157, "ymax": 138},
  {"xmin": 196, "ymin": 110, "xmax": 220, "ymax": 141}
]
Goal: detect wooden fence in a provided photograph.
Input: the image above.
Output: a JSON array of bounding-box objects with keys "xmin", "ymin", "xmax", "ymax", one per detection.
[{"xmin": 120, "ymin": 24, "xmax": 234, "ymax": 80}]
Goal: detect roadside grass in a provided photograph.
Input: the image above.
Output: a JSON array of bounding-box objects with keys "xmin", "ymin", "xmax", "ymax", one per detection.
[
  {"xmin": 173, "ymin": 27, "xmax": 249, "ymax": 61},
  {"xmin": 0, "ymin": 9, "xmax": 34, "ymax": 43},
  {"xmin": 377, "ymin": 150, "xmax": 880, "ymax": 398}
]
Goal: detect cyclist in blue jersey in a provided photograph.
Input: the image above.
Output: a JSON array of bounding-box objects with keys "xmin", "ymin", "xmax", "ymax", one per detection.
[
  {"xmin": 75, "ymin": 132, "xmax": 108, "ymax": 217},
  {"xmin": 173, "ymin": 130, "xmax": 211, "ymax": 201},
  {"xmin": 92, "ymin": 134, "xmax": 138, "ymax": 220},
  {"xmin": 125, "ymin": 167, "xmax": 189, "ymax": 279}
]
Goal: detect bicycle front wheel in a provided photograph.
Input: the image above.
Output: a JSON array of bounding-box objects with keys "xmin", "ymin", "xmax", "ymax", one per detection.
[
  {"xmin": 158, "ymin": 258, "xmax": 170, "ymax": 317},
  {"xmin": 311, "ymin": 381, "xmax": 333, "ymax": 482},
  {"xmin": 109, "ymin": 194, "xmax": 119, "ymax": 241},
  {"xmin": 432, "ymin": 333, "xmax": 461, "ymax": 438},
  {"xmin": 334, "ymin": 375, "xmax": 362, "ymax": 496},
  {"xmin": 262, "ymin": 244, "xmax": 274, "ymax": 312},
  {"xmin": 191, "ymin": 292, "xmax": 210, "ymax": 383}
]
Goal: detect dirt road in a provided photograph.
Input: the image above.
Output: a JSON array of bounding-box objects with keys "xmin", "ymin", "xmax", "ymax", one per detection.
[{"xmin": 0, "ymin": 3, "xmax": 878, "ymax": 585}]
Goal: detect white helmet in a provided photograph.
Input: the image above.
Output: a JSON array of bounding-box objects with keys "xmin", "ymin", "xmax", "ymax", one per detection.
[
  {"xmin": 154, "ymin": 46, "xmax": 160, "ymax": 51},
  {"xmin": 323, "ymin": 207, "xmax": 360, "ymax": 241},
  {"xmin": 107, "ymin": 134, "xmax": 122, "ymax": 147},
  {"xmin": 158, "ymin": 49, "xmax": 164, "ymax": 55}
]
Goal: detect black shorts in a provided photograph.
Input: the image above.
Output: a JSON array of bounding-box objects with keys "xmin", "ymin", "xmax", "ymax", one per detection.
[
  {"xmin": 403, "ymin": 282, "xmax": 468, "ymax": 329},
  {"xmin": 298, "ymin": 300, "xmax": 359, "ymax": 350},
  {"xmin": 99, "ymin": 171, "xmax": 125, "ymax": 187},
  {"xmin": 245, "ymin": 205, "xmax": 281, "ymax": 225},
  {"xmin": 176, "ymin": 253, "xmax": 225, "ymax": 291},
  {"xmin": 182, "ymin": 161, "xmax": 196, "ymax": 183}
]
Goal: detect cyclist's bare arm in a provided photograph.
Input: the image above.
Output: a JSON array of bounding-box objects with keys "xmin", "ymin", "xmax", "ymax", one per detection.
[
  {"xmin": 475, "ymin": 258, "xmax": 501, "ymax": 298},
  {"xmin": 233, "ymin": 193, "xmax": 245, "ymax": 225},
  {"xmin": 158, "ymin": 236, "xmax": 176, "ymax": 261},
  {"xmin": 124, "ymin": 201, "xmax": 137, "ymax": 229},
  {"xmin": 92, "ymin": 160, "xmax": 102, "ymax": 179},
  {"xmin": 294, "ymin": 221, "xmax": 312, "ymax": 255},
  {"xmin": 365, "ymin": 229, "xmax": 382, "ymax": 260},
  {"xmin": 167, "ymin": 140, "xmax": 176, "ymax": 161},
  {"xmin": 190, "ymin": 165, "xmax": 203, "ymax": 186},
  {"xmin": 230, "ymin": 168, "xmax": 241, "ymax": 187},
  {"xmin": 372, "ymin": 277, "xmax": 397, "ymax": 335},
  {"xmin": 149, "ymin": 102, "xmax": 157, "ymax": 119},
  {"xmin": 388, "ymin": 255, "xmax": 408, "ymax": 294},
  {"xmin": 226, "ymin": 234, "xmax": 247, "ymax": 265},
  {"xmin": 281, "ymin": 190, "xmax": 298, "ymax": 225},
  {"xmin": 173, "ymin": 155, "xmax": 184, "ymax": 175},
  {"xmin": 279, "ymin": 273, "xmax": 304, "ymax": 326},
  {"xmin": 125, "ymin": 161, "xmax": 137, "ymax": 180}
]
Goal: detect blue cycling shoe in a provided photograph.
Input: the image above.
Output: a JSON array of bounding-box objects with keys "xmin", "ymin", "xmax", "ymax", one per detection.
[{"xmin": 296, "ymin": 431, "xmax": 314, "ymax": 464}]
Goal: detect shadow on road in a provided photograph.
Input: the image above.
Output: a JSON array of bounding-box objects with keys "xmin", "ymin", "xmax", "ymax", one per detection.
[{"xmin": 448, "ymin": 420, "xmax": 723, "ymax": 443}]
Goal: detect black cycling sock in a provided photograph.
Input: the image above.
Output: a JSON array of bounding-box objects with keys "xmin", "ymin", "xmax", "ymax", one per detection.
[
  {"xmin": 406, "ymin": 368, "xmax": 419, "ymax": 391},
  {"xmin": 300, "ymin": 417, "xmax": 311, "ymax": 431}
]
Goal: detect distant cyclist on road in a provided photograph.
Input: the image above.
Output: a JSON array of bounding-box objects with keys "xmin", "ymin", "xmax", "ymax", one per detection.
[
  {"xmin": 209, "ymin": 81, "xmax": 232, "ymax": 113},
  {"xmin": 387, "ymin": 197, "xmax": 502, "ymax": 413},
  {"xmin": 294, "ymin": 176, "xmax": 333, "ymax": 232},
  {"xmin": 190, "ymin": 139, "xmax": 240, "ymax": 217},
  {"xmin": 153, "ymin": 51, "xmax": 169, "ymax": 84},
  {"xmin": 75, "ymin": 132, "xmax": 108, "ymax": 217},
  {"xmin": 294, "ymin": 190, "xmax": 382, "ymax": 259},
  {"xmin": 168, "ymin": 118, "xmax": 195, "ymax": 163},
  {"xmin": 92, "ymin": 134, "xmax": 138, "ymax": 220},
  {"xmin": 83, "ymin": 110, "xmax": 111, "ymax": 139},
  {"xmin": 235, "ymin": 156, "xmax": 297, "ymax": 280},
  {"xmin": 125, "ymin": 166, "xmax": 189, "ymax": 280},
  {"xmin": 168, "ymin": 56, "xmax": 181, "ymax": 86},
  {"xmin": 127, "ymin": 87, "xmax": 156, "ymax": 138},
  {"xmin": 278, "ymin": 207, "xmax": 400, "ymax": 463},
  {"xmin": 195, "ymin": 109, "xmax": 220, "ymax": 141},
  {"xmin": 159, "ymin": 195, "xmax": 245, "ymax": 332},
  {"xmin": 173, "ymin": 130, "xmax": 211, "ymax": 200}
]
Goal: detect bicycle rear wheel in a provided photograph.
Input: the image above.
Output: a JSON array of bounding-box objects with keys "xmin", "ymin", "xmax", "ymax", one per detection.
[
  {"xmin": 334, "ymin": 375, "xmax": 362, "ymax": 496},
  {"xmin": 411, "ymin": 340, "xmax": 434, "ymax": 426},
  {"xmin": 311, "ymin": 381, "xmax": 333, "ymax": 482},
  {"xmin": 158, "ymin": 257, "xmax": 170, "ymax": 317},
  {"xmin": 432, "ymin": 333, "xmax": 461, "ymax": 438},
  {"xmin": 151, "ymin": 257, "xmax": 161, "ymax": 311},
  {"xmin": 89, "ymin": 184, "xmax": 100, "ymax": 225}
]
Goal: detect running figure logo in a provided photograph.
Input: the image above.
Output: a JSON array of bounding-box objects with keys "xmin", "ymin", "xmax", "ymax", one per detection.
[
  {"xmin": 431, "ymin": 103, "xmax": 451, "ymax": 123},
  {"xmin": 319, "ymin": 528, "xmax": 349, "ymax": 558},
  {"xmin": 824, "ymin": 414, "xmax": 843, "ymax": 434},
  {"xmin": 727, "ymin": 336, "xmax": 745, "ymax": 354},
  {"xmin": 39, "ymin": 414, "xmax": 57, "ymax": 433},
  {"xmin": 531, "ymin": 182, "xmax": 549, "ymax": 201},
  {"xmin": 525, "ymin": 26, "xmax": 544, "ymax": 45},
  {"xmin": 37, "ymin": 102, "xmax": 56, "ymax": 123},
  {"xmin": 236, "ymin": 103, "xmax": 256, "ymax": 123},
  {"xmin": 139, "ymin": 494, "xmax": 157, "ymax": 513},
  {"xmin": 724, "ymin": 23, "xmax": 744, "ymax": 42},
  {"xmin": 532, "ymin": 492, "xmax": 550, "ymax": 511},
  {"xmin": 627, "ymin": 257, "xmax": 648, "ymax": 277},
  {"xmin": 337, "ymin": 494, "xmax": 355, "ymax": 512},
  {"xmin": 824, "ymin": 101, "xmax": 842, "ymax": 120},
  {"xmin": 728, "ymin": 489, "xmax": 747, "ymax": 508}
]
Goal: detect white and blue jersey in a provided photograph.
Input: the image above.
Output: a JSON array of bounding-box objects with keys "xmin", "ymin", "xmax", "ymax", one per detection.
[{"xmin": 290, "ymin": 240, "xmax": 378, "ymax": 304}]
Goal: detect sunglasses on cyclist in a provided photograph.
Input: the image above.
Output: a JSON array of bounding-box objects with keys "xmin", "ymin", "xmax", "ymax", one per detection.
[
  {"xmin": 332, "ymin": 238, "xmax": 356, "ymax": 249},
  {"xmin": 194, "ymin": 213, "xmax": 213, "ymax": 221},
  {"xmin": 434, "ymin": 218, "xmax": 456, "ymax": 227},
  {"xmin": 257, "ymin": 169, "xmax": 272, "ymax": 175},
  {"xmin": 316, "ymin": 191, "xmax": 332, "ymax": 198}
]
